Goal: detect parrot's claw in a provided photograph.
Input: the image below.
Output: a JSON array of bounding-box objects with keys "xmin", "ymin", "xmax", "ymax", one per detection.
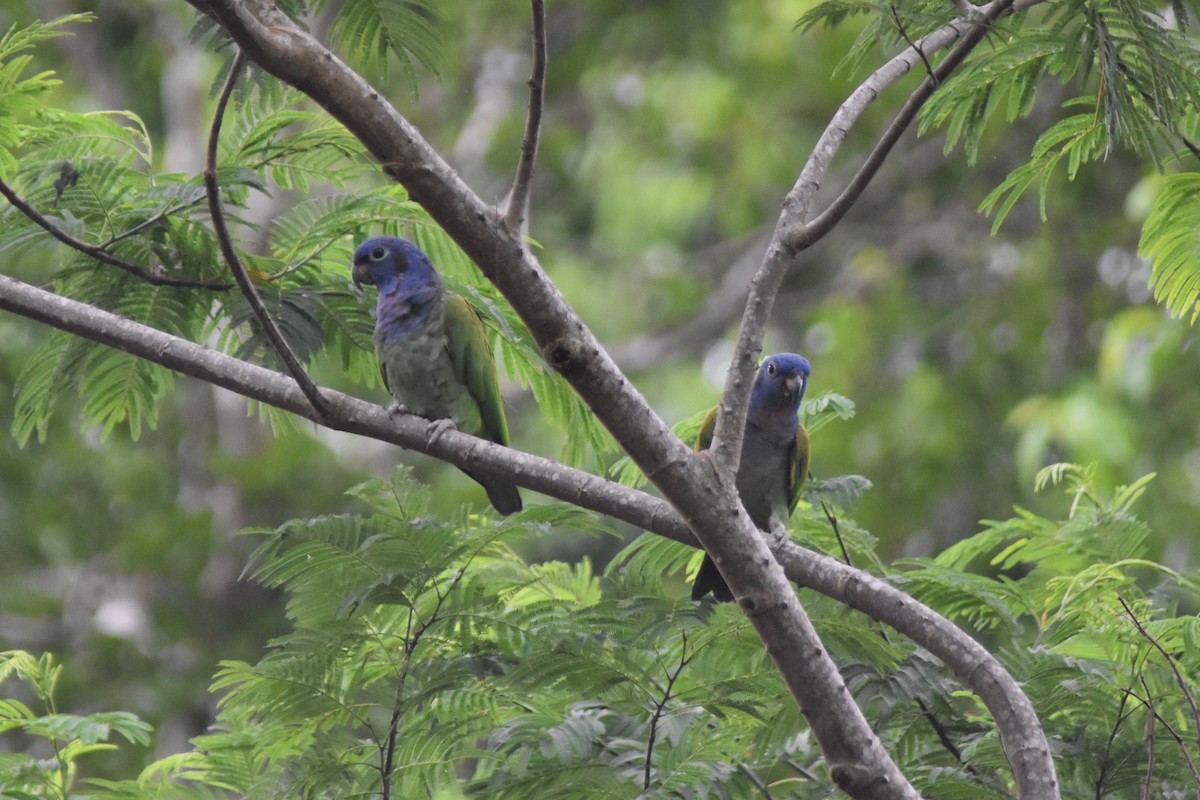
[
  {"xmin": 427, "ymin": 418, "xmax": 457, "ymax": 446},
  {"xmin": 386, "ymin": 402, "xmax": 412, "ymax": 418}
]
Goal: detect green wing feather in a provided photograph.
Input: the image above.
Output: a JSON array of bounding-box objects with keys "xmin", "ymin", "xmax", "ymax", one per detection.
[
  {"xmin": 694, "ymin": 406, "xmax": 717, "ymax": 452},
  {"xmin": 789, "ymin": 423, "xmax": 811, "ymax": 513},
  {"xmin": 442, "ymin": 292, "xmax": 510, "ymax": 446}
]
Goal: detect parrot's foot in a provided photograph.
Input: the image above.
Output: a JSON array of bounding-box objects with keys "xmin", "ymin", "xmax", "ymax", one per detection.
[
  {"xmin": 386, "ymin": 402, "xmax": 412, "ymax": 418},
  {"xmin": 427, "ymin": 418, "xmax": 457, "ymax": 446}
]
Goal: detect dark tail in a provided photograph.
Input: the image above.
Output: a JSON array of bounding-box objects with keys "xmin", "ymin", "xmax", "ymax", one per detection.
[
  {"xmin": 462, "ymin": 468, "xmax": 523, "ymax": 515},
  {"xmin": 691, "ymin": 554, "xmax": 734, "ymax": 602}
]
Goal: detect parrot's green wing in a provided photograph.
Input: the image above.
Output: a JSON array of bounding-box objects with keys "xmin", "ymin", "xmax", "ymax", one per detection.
[
  {"xmin": 788, "ymin": 423, "xmax": 811, "ymax": 514},
  {"xmin": 442, "ymin": 291, "xmax": 521, "ymax": 515},
  {"xmin": 694, "ymin": 406, "xmax": 718, "ymax": 452},
  {"xmin": 443, "ymin": 292, "xmax": 510, "ymax": 447}
]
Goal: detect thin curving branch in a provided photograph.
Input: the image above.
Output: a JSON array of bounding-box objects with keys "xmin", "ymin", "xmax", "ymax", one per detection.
[
  {"xmin": 502, "ymin": 0, "xmax": 546, "ymax": 234},
  {"xmin": 796, "ymin": 0, "xmax": 1019, "ymax": 250},
  {"xmin": 1121, "ymin": 683, "xmax": 1200, "ymax": 787},
  {"xmin": 204, "ymin": 48, "xmax": 331, "ymax": 423},
  {"xmin": 1095, "ymin": 685, "xmax": 1134, "ymax": 800},
  {"xmin": 0, "ymin": 178, "xmax": 234, "ymax": 290},
  {"xmin": 1139, "ymin": 676, "xmax": 1158, "ymax": 800},
  {"xmin": 99, "ymin": 197, "xmax": 208, "ymax": 248},
  {"xmin": 380, "ymin": 572, "xmax": 461, "ymax": 799},
  {"xmin": 776, "ymin": 542, "xmax": 1058, "ymax": 799}
]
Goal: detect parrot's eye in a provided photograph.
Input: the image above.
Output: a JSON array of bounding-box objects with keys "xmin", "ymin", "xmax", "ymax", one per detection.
[
  {"xmin": 369, "ymin": 246, "xmax": 387, "ymax": 261},
  {"xmin": 766, "ymin": 361, "xmax": 777, "ymax": 376}
]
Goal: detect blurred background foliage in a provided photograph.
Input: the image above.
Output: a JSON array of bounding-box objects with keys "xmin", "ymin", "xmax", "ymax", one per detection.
[{"xmin": 0, "ymin": 0, "xmax": 1197, "ymax": 783}]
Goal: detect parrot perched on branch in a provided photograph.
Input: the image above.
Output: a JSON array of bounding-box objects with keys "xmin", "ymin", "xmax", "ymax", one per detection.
[
  {"xmin": 351, "ymin": 236, "xmax": 522, "ymax": 515},
  {"xmin": 691, "ymin": 353, "xmax": 811, "ymax": 601}
]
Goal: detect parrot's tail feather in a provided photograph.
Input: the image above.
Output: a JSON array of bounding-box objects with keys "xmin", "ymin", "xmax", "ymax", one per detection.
[
  {"xmin": 691, "ymin": 554, "xmax": 734, "ymax": 602},
  {"xmin": 460, "ymin": 467, "xmax": 523, "ymax": 515},
  {"xmin": 484, "ymin": 480, "xmax": 523, "ymax": 516}
]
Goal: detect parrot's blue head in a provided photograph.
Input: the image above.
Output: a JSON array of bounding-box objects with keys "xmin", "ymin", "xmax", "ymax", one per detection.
[
  {"xmin": 751, "ymin": 353, "xmax": 811, "ymax": 415},
  {"xmin": 351, "ymin": 236, "xmax": 441, "ymax": 298}
]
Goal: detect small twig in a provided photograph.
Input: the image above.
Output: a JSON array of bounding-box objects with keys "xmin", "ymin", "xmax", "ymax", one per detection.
[
  {"xmin": 891, "ymin": 5, "xmax": 937, "ymax": 84},
  {"xmin": 915, "ymin": 696, "xmax": 970, "ymax": 767},
  {"xmin": 783, "ymin": 758, "xmax": 821, "ymax": 781},
  {"xmin": 381, "ymin": 568, "xmax": 463, "ymax": 799},
  {"xmin": 502, "ymin": 0, "xmax": 546, "ymax": 234},
  {"xmin": 644, "ymin": 630, "xmax": 691, "ymax": 792},
  {"xmin": 736, "ymin": 763, "xmax": 776, "ymax": 799},
  {"xmin": 204, "ymin": 49, "xmax": 331, "ymax": 423},
  {"xmin": 1119, "ymin": 594, "xmax": 1200, "ymax": 757},
  {"xmin": 819, "ymin": 499, "xmax": 853, "ymax": 566},
  {"xmin": 380, "ymin": 608, "xmax": 418, "ymax": 800},
  {"xmin": 1095, "ymin": 678, "xmax": 1134, "ymax": 799},
  {"xmin": 99, "ymin": 199, "xmax": 205, "ymax": 248},
  {"xmin": 0, "ymin": 178, "xmax": 233, "ymax": 290},
  {"xmin": 1139, "ymin": 676, "xmax": 1157, "ymax": 800}
]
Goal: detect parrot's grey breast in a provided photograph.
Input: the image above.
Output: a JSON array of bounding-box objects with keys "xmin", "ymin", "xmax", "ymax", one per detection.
[{"xmin": 374, "ymin": 300, "xmax": 475, "ymax": 428}]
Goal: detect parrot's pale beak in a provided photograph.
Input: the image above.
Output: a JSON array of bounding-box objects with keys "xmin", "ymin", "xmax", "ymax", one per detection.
[
  {"xmin": 351, "ymin": 261, "xmax": 373, "ymax": 287},
  {"xmin": 785, "ymin": 373, "xmax": 803, "ymax": 395}
]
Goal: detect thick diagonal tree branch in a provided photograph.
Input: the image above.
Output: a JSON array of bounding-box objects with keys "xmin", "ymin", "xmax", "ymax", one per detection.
[
  {"xmin": 170, "ymin": 2, "xmax": 1054, "ymax": 796},
  {"xmin": 179, "ymin": 6, "xmax": 924, "ymax": 798}
]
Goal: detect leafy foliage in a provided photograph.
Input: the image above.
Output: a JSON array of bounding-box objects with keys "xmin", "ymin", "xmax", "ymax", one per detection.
[
  {"xmin": 109, "ymin": 471, "xmax": 835, "ymax": 798},
  {"xmin": 0, "ymin": 651, "xmax": 151, "ymax": 800},
  {"xmin": 0, "ymin": 14, "xmax": 90, "ymax": 178},
  {"xmin": 1140, "ymin": 172, "xmax": 1200, "ymax": 322},
  {"xmin": 27, "ymin": 463, "xmax": 1194, "ymax": 798},
  {"xmin": 800, "ymin": 0, "xmax": 1200, "ymax": 230},
  {"xmin": 317, "ymin": 0, "xmax": 444, "ymax": 96}
]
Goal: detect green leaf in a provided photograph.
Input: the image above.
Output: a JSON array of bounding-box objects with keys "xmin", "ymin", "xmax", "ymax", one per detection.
[
  {"xmin": 1141, "ymin": 172, "xmax": 1200, "ymax": 323},
  {"xmin": 323, "ymin": 0, "xmax": 444, "ymax": 95}
]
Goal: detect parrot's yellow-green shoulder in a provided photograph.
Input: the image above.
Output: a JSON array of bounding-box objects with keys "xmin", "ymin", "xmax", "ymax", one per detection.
[{"xmin": 442, "ymin": 292, "xmax": 509, "ymax": 447}]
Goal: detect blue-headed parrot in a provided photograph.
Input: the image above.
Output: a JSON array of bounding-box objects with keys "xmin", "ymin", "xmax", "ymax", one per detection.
[
  {"xmin": 351, "ymin": 236, "xmax": 522, "ymax": 515},
  {"xmin": 691, "ymin": 353, "xmax": 811, "ymax": 600}
]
